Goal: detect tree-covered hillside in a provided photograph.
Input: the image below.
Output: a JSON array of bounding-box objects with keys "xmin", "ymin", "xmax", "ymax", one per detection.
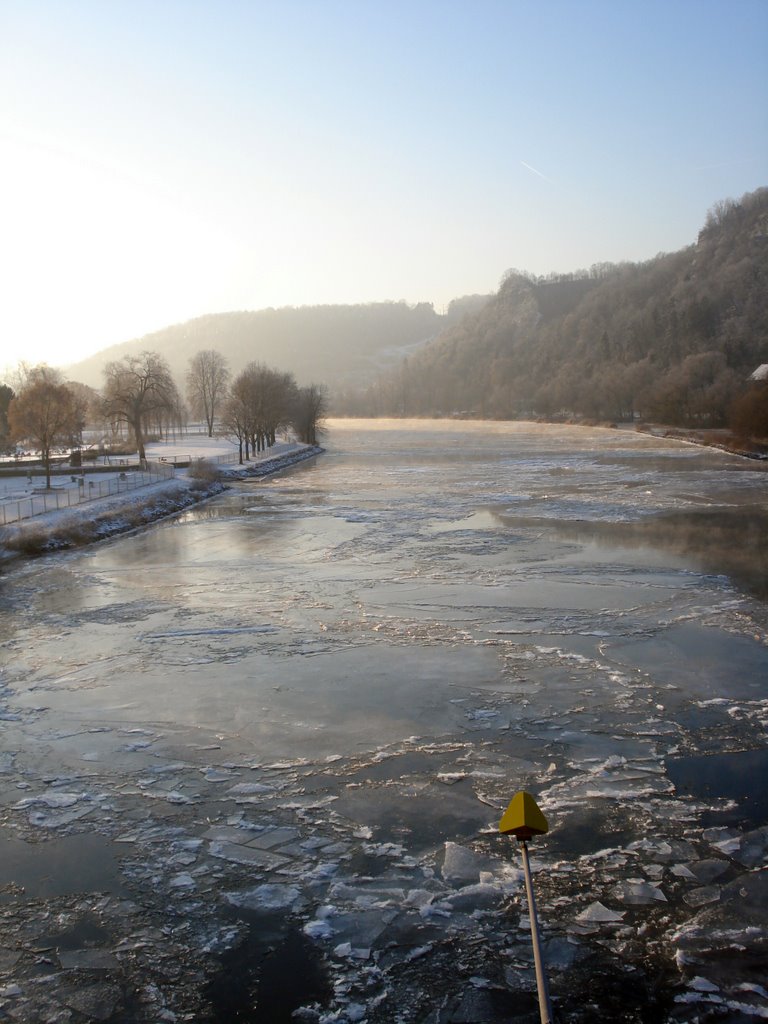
[
  {"xmin": 342, "ymin": 188, "xmax": 768, "ymax": 428},
  {"xmin": 66, "ymin": 301, "xmax": 447, "ymax": 390}
]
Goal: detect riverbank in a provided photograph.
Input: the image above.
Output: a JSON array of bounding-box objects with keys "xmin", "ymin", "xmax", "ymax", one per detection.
[
  {"xmin": 0, "ymin": 444, "xmax": 323, "ymax": 565},
  {"xmin": 636, "ymin": 424, "xmax": 768, "ymax": 460}
]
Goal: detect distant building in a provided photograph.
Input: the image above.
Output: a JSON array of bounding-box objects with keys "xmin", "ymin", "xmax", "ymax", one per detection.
[{"xmin": 750, "ymin": 364, "xmax": 768, "ymax": 381}]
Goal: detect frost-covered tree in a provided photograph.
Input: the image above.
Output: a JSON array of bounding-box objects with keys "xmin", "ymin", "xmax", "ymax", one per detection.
[
  {"xmin": 7, "ymin": 368, "xmax": 79, "ymax": 487},
  {"xmin": 101, "ymin": 351, "xmax": 178, "ymax": 461},
  {"xmin": 293, "ymin": 384, "xmax": 326, "ymax": 445},
  {"xmin": 220, "ymin": 379, "xmax": 251, "ymax": 464},
  {"xmin": 220, "ymin": 364, "xmax": 299, "ymax": 460},
  {"xmin": 186, "ymin": 349, "xmax": 230, "ymax": 437}
]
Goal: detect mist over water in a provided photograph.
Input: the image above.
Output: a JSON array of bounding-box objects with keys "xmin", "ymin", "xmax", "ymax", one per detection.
[{"xmin": 1, "ymin": 419, "xmax": 766, "ymax": 1022}]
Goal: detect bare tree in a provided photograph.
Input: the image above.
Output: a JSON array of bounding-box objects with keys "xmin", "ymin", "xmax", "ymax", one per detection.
[
  {"xmin": 7, "ymin": 370, "xmax": 79, "ymax": 487},
  {"xmin": 220, "ymin": 364, "xmax": 298, "ymax": 460},
  {"xmin": 220, "ymin": 379, "xmax": 251, "ymax": 464},
  {"xmin": 101, "ymin": 351, "xmax": 178, "ymax": 461},
  {"xmin": 186, "ymin": 349, "xmax": 230, "ymax": 437},
  {"xmin": 239, "ymin": 363, "xmax": 297, "ymax": 453},
  {"xmin": 65, "ymin": 380, "xmax": 100, "ymax": 448},
  {"xmin": 0, "ymin": 383, "xmax": 15, "ymax": 451},
  {"xmin": 293, "ymin": 384, "xmax": 326, "ymax": 445}
]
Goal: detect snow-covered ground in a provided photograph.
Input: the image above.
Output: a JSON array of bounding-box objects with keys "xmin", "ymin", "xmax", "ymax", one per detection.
[{"xmin": 0, "ymin": 434, "xmax": 312, "ymax": 531}]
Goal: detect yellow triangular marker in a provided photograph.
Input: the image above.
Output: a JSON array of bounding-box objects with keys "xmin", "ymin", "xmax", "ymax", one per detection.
[{"xmin": 499, "ymin": 791, "xmax": 549, "ymax": 840}]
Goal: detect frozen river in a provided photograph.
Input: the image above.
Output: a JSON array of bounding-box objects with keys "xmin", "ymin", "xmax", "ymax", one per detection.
[{"xmin": 1, "ymin": 419, "xmax": 767, "ymax": 1023}]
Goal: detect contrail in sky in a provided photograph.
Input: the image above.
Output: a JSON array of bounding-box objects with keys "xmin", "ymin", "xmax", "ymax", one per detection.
[{"xmin": 520, "ymin": 160, "xmax": 555, "ymax": 184}]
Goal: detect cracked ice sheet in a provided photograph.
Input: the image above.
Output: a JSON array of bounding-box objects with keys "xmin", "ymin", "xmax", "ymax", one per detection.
[
  {"xmin": 1, "ymin": 421, "xmax": 768, "ymax": 1023},
  {"xmin": 10, "ymin": 642, "xmax": 508, "ymax": 762}
]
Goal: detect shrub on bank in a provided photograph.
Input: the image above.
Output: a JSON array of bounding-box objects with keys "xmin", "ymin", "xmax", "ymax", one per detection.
[{"xmin": 188, "ymin": 459, "xmax": 222, "ymax": 490}]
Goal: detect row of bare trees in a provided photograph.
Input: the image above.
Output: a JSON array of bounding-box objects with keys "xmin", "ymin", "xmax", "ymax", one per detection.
[
  {"xmin": 185, "ymin": 349, "xmax": 326, "ymax": 461},
  {"xmin": 3, "ymin": 349, "xmax": 326, "ymax": 484}
]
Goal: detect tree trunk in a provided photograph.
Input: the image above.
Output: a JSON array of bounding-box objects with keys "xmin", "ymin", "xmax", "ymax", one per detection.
[{"xmin": 130, "ymin": 416, "xmax": 147, "ymax": 461}]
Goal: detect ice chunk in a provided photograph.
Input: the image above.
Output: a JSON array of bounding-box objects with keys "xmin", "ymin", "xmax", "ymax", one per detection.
[
  {"xmin": 201, "ymin": 768, "xmax": 235, "ymax": 783},
  {"xmin": 445, "ymin": 883, "xmax": 502, "ymax": 913},
  {"xmin": 332, "ymin": 943, "xmax": 370, "ymax": 961},
  {"xmin": 28, "ymin": 804, "xmax": 95, "ymax": 828},
  {"xmin": 614, "ymin": 879, "xmax": 667, "ymax": 905},
  {"xmin": 442, "ymin": 842, "xmax": 484, "ymax": 885},
  {"xmin": 404, "ymin": 944, "xmax": 433, "ymax": 962},
  {"xmin": 689, "ymin": 859, "xmax": 729, "ymax": 884},
  {"xmin": 437, "ymin": 772, "xmax": 467, "ymax": 785},
  {"xmin": 671, "ymin": 870, "xmax": 768, "ymax": 963},
  {"xmin": 329, "ymin": 882, "xmax": 404, "ymax": 907},
  {"xmin": 150, "ymin": 762, "xmax": 189, "ymax": 774},
  {"xmin": 723, "ymin": 1000, "xmax": 768, "ymax": 1018},
  {"xmin": 61, "ymin": 982, "xmax": 121, "ymax": 1020},
  {"xmin": 320, "ymin": 842, "xmax": 350, "ymax": 856},
  {"xmin": 713, "ymin": 836, "xmax": 742, "ymax": 856},
  {"xmin": 301, "ymin": 837, "xmax": 332, "ymax": 851},
  {"xmin": 203, "ymin": 825, "xmax": 256, "ymax": 844},
  {"xmin": 343, "ymin": 1004, "xmax": 367, "ymax": 1022},
  {"xmin": 225, "ymin": 883, "xmax": 301, "ymax": 910},
  {"xmin": 714, "ymin": 826, "xmax": 768, "ymax": 868},
  {"xmin": 59, "ymin": 949, "xmax": 120, "ymax": 970},
  {"xmin": 542, "ymin": 936, "xmax": 585, "ymax": 970},
  {"xmin": 245, "ymin": 827, "xmax": 300, "ymax": 850},
  {"xmin": 674, "ymin": 991, "xmax": 725, "ymax": 1006},
  {"xmin": 628, "ymin": 837, "xmax": 697, "ymax": 861},
  {"xmin": 304, "ymin": 918, "xmax": 334, "ymax": 940},
  {"xmin": 466, "ymin": 708, "xmax": 499, "ymax": 721},
  {"xmin": 165, "ymin": 791, "xmax": 193, "ymax": 804},
  {"xmin": 0, "ymin": 951, "xmax": 21, "ymax": 972},
  {"xmin": 736, "ymin": 984, "xmax": 768, "ymax": 999},
  {"xmin": 420, "ymin": 902, "xmax": 452, "ymax": 920},
  {"xmin": 16, "ymin": 791, "xmax": 83, "ymax": 808},
  {"xmin": 168, "ymin": 873, "xmax": 196, "ymax": 889},
  {"xmin": 671, "ymin": 864, "xmax": 697, "ymax": 879},
  {"xmin": 363, "ymin": 842, "xmax": 405, "ymax": 858},
  {"xmin": 306, "ymin": 861, "xmax": 340, "ymax": 881},
  {"xmin": 689, "ymin": 977, "xmax": 719, "ymax": 992},
  {"xmin": 404, "ymin": 889, "xmax": 434, "ymax": 909},
  {"xmin": 209, "ymin": 841, "xmax": 288, "ymax": 868},
  {"xmin": 226, "ymin": 782, "xmax": 275, "ymax": 796},
  {"xmin": 683, "ymin": 886, "xmax": 721, "ymax": 908},
  {"xmin": 575, "ymin": 902, "xmax": 625, "ymax": 923}
]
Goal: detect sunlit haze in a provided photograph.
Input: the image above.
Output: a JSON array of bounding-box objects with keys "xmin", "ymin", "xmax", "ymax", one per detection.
[{"xmin": 1, "ymin": 0, "xmax": 766, "ymax": 373}]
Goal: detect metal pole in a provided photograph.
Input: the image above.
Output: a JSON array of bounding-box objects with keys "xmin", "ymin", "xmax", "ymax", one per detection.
[{"xmin": 520, "ymin": 840, "xmax": 554, "ymax": 1024}]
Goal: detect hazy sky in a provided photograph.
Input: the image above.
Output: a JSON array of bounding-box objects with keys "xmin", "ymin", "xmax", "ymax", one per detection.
[{"xmin": 1, "ymin": 0, "xmax": 766, "ymax": 372}]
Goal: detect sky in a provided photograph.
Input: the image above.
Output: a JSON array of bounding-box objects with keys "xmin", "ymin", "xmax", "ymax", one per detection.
[{"xmin": 1, "ymin": 0, "xmax": 766, "ymax": 374}]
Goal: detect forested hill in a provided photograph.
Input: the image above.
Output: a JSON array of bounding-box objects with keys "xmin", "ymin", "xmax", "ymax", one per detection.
[
  {"xmin": 66, "ymin": 301, "xmax": 453, "ymax": 389},
  {"xmin": 342, "ymin": 188, "xmax": 768, "ymax": 426}
]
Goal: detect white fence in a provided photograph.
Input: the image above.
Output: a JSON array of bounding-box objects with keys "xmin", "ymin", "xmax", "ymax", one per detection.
[{"xmin": 0, "ymin": 461, "xmax": 176, "ymax": 526}]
